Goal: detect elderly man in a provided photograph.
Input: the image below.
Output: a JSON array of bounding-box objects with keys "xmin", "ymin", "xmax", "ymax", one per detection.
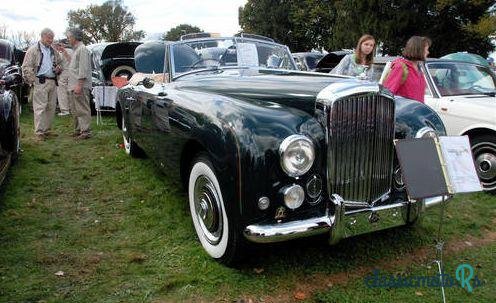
[
  {"xmin": 21, "ymin": 28, "xmax": 62, "ymax": 141},
  {"xmin": 63, "ymin": 28, "xmax": 92, "ymax": 139}
]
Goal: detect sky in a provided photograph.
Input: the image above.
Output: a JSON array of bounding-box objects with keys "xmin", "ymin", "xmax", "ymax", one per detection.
[{"xmin": 0, "ymin": 0, "xmax": 248, "ymax": 41}]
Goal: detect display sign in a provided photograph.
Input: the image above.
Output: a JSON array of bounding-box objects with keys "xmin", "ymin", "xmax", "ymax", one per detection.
[
  {"xmin": 395, "ymin": 136, "xmax": 482, "ymax": 199},
  {"xmin": 236, "ymin": 43, "xmax": 259, "ymax": 67},
  {"xmin": 439, "ymin": 136, "xmax": 482, "ymax": 193},
  {"xmin": 395, "ymin": 138, "xmax": 449, "ymax": 199}
]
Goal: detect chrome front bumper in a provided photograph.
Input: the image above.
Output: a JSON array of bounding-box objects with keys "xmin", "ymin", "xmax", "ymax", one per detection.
[{"xmin": 244, "ymin": 194, "xmax": 450, "ymax": 244}]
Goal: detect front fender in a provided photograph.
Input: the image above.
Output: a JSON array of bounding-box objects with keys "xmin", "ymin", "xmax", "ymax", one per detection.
[
  {"xmin": 394, "ymin": 96, "xmax": 446, "ymax": 139},
  {"xmin": 203, "ymin": 95, "xmax": 326, "ymax": 224}
]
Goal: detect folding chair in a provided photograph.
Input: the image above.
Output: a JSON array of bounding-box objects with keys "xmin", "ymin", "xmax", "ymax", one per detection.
[{"xmin": 91, "ymin": 85, "xmax": 118, "ymax": 125}]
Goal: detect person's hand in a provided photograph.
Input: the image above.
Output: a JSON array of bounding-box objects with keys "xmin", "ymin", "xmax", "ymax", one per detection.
[{"xmin": 74, "ymin": 83, "xmax": 83, "ymax": 95}]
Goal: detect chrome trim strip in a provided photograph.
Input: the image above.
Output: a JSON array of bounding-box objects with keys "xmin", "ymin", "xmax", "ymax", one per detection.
[
  {"xmin": 244, "ymin": 194, "xmax": 451, "ymax": 244},
  {"xmin": 323, "ymin": 88, "xmax": 395, "ymax": 205}
]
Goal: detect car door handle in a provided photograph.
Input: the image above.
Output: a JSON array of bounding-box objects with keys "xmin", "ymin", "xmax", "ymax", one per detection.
[{"xmin": 441, "ymin": 107, "xmax": 448, "ymax": 111}]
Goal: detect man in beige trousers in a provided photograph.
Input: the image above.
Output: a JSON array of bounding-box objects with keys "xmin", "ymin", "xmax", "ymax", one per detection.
[
  {"xmin": 21, "ymin": 28, "xmax": 62, "ymax": 141},
  {"xmin": 55, "ymin": 40, "xmax": 73, "ymax": 116},
  {"xmin": 63, "ymin": 28, "xmax": 92, "ymax": 139}
]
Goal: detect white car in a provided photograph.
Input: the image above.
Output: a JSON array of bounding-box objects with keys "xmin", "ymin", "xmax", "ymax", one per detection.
[
  {"xmin": 424, "ymin": 60, "xmax": 496, "ymax": 193},
  {"xmin": 376, "ymin": 58, "xmax": 496, "ymax": 194}
]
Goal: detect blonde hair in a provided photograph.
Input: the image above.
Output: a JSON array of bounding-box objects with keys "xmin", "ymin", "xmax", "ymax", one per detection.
[{"xmin": 355, "ymin": 34, "xmax": 376, "ymax": 65}]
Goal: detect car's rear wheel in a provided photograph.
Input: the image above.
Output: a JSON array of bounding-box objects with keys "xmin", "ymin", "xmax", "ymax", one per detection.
[
  {"xmin": 188, "ymin": 154, "xmax": 243, "ymax": 265},
  {"xmin": 471, "ymin": 134, "xmax": 496, "ymax": 194},
  {"xmin": 121, "ymin": 114, "xmax": 143, "ymax": 157}
]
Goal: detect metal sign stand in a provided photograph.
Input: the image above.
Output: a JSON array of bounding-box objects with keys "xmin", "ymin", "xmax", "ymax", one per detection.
[
  {"xmin": 432, "ymin": 194, "xmax": 447, "ymax": 303},
  {"xmin": 396, "ymin": 136, "xmax": 482, "ymax": 303}
]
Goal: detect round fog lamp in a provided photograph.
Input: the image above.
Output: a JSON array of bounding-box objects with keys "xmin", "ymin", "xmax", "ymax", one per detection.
[{"xmin": 283, "ymin": 184, "xmax": 305, "ymax": 209}]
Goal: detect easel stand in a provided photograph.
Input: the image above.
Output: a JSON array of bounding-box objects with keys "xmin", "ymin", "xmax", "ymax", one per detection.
[
  {"xmin": 395, "ymin": 136, "xmax": 481, "ymax": 303},
  {"xmin": 432, "ymin": 195, "xmax": 447, "ymax": 303}
]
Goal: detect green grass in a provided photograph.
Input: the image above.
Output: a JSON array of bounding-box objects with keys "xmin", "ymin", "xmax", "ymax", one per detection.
[{"xmin": 0, "ymin": 108, "xmax": 495, "ymax": 302}]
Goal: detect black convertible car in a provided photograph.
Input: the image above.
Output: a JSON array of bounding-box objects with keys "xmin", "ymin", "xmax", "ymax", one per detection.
[
  {"xmin": 0, "ymin": 65, "xmax": 21, "ymax": 185},
  {"xmin": 116, "ymin": 35, "xmax": 449, "ymax": 264},
  {"xmin": 0, "ymin": 39, "xmax": 29, "ymax": 104}
]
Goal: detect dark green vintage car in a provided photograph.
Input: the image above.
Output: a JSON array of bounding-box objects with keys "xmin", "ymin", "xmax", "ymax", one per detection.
[{"xmin": 116, "ymin": 36, "xmax": 448, "ymax": 265}]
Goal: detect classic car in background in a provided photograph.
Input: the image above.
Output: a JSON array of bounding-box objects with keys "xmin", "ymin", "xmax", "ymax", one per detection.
[
  {"xmin": 314, "ymin": 50, "xmax": 353, "ymax": 73},
  {"xmin": 292, "ymin": 52, "xmax": 324, "ymax": 71},
  {"xmin": 0, "ymin": 70, "xmax": 21, "ymax": 186},
  {"xmin": 116, "ymin": 35, "xmax": 448, "ymax": 264},
  {"xmin": 425, "ymin": 60, "xmax": 496, "ymax": 194},
  {"xmin": 293, "ymin": 50, "xmax": 352, "ymax": 73},
  {"xmin": 375, "ymin": 57, "xmax": 496, "ymax": 193},
  {"xmin": 0, "ymin": 39, "xmax": 29, "ymax": 104},
  {"xmin": 441, "ymin": 52, "xmax": 491, "ymax": 68},
  {"xmin": 88, "ymin": 41, "xmax": 142, "ymax": 84}
]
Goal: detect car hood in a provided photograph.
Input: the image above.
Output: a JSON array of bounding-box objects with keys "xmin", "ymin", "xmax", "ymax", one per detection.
[{"xmin": 174, "ymin": 69, "xmax": 356, "ymax": 114}]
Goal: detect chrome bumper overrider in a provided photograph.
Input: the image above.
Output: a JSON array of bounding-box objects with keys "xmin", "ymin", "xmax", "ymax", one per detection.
[{"xmin": 244, "ymin": 194, "xmax": 450, "ymax": 244}]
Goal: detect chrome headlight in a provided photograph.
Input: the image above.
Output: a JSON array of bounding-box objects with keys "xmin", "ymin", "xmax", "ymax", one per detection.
[
  {"xmin": 416, "ymin": 126, "xmax": 438, "ymax": 139},
  {"xmin": 279, "ymin": 135, "xmax": 315, "ymax": 177}
]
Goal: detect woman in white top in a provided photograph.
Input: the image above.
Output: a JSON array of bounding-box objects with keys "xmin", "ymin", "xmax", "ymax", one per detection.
[{"xmin": 331, "ymin": 34, "xmax": 376, "ymax": 80}]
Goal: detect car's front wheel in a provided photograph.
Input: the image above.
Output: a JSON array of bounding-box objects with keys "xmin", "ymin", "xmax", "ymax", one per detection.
[
  {"xmin": 471, "ymin": 134, "xmax": 496, "ymax": 194},
  {"xmin": 188, "ymin": 154, "xmax": 243, "ymax": 265}
]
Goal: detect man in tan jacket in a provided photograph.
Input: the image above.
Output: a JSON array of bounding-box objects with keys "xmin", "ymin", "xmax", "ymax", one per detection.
[
  {"xmin": 21, "ymin": 28, "xmax": 62, "ymax": 140},
  {"xmin": 63, "ymin": 28, "xmax": 92, "ymax": 139}
]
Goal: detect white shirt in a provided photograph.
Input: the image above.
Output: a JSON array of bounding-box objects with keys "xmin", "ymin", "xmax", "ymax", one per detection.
[{"xmin": 36, "ymin": 42, "xmax": 56, "ymax": 78}]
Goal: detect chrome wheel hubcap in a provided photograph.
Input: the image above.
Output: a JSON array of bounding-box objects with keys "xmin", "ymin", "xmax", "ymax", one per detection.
[
  {"xmin": 194, "ymin": 175, "xmax": 223, "ymax": 245},
  {"xmin": 473, "ymin": 141, "xmax": 496, "ymax": 191}
]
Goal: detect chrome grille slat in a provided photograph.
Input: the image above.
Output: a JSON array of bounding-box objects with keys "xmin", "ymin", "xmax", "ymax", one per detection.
[{"xmin": 327, "ymin": 93, "xmax": 395, "ymax": 204}]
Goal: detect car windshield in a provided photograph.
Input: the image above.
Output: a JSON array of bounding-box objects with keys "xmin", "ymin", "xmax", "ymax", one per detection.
[
  {"xmin": 171, "ymin": 37, "xmax": 296, "ymax": 76},
  {"xmin": 427, "ymin": 62, "xmax": 496, "ymax": 96}
]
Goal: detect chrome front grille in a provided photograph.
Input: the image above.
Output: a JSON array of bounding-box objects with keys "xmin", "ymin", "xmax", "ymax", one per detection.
[{"xmin": 327, "ymin": 93, "xmax": 395, "ymax": 204}]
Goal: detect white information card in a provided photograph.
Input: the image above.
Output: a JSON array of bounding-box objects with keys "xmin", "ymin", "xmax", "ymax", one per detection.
[
  {"xmin": 236, "ymin": 43, "xmax": 259, "ymax": 67},
  {"xmin": 439, "ymin": 136, "xmax": 482, "ymax": 193}
]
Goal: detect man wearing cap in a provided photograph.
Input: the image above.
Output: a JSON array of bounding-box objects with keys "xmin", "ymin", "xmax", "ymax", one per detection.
[
  {"xmin": 63, "ymin": 28, "xmax": 92, "ymax": 139},
  {"xmin": 21, "ymin": 28, "xmax": 62, "ymax": 141}
]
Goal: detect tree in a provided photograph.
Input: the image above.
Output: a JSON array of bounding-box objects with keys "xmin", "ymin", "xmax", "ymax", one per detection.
[
  {"xmin": 10, "ymin": 30, "xmax": 37, "ymax": 50},
  {"xmin": 0, "ymin": 25, "xmax": 7, "ymax": 39},
  {"xmin": 162, "ymin": 24, "xmax": 203, "ymax": 41},
  {"xmin": 67, "ymin": 0, "xmax": 145, "ymax": 44},
  {"xmin": 238, "ymin": 0, "xmax": 496, "ymax": 57}
]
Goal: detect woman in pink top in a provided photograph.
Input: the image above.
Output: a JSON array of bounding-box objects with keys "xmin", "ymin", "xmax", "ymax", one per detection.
[{"xmin": 383, "ymin": 36, "xmax": 432, "ymax": 103}]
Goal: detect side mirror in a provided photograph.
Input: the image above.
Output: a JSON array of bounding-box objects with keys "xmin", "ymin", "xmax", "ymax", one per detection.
[{"xmin": 142, "ymin": 77, "xmax": 155, "ymax": 89}]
